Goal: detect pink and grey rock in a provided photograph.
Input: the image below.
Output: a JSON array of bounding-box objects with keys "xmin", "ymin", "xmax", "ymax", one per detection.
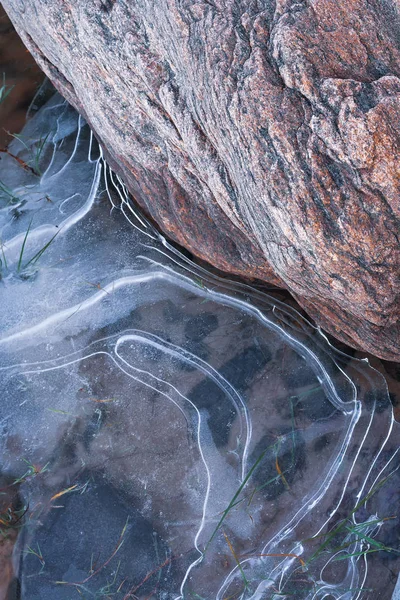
[{"xmin": 2, "ymin": 0, "xmax": 400, "ymax": 360}]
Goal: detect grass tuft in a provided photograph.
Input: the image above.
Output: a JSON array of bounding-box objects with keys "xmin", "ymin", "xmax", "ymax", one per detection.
[
  {"xmin": 0, "ymin": 220, "xmax": 60, "ymax": 279},
  {"xmin": 0, "ymin": 73, "xmax": 14, "ymax": 105},
  {"xmin": 8, "ymin": 130, "xmax": 50, "ymax": 177}
]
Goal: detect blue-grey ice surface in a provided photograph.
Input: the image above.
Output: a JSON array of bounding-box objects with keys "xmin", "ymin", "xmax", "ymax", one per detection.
[{"xmin": 0, "ymin": 94, "xmax": 399, "ymax": 600}]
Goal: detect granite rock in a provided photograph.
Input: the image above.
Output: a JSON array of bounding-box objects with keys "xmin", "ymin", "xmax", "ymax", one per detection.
[{"xmin": 2, "ymin": 0, "xmax": 400, "ymax": 359}]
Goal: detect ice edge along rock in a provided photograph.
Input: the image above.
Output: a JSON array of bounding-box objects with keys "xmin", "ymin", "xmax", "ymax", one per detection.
[{"xmin": 2, "ymin": 0, "xmax": 400, "ymax": 360}]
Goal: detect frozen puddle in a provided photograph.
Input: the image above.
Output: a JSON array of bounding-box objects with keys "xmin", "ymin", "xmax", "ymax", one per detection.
[{"xmin": 0, "ymin": 95, "xmax": 399, "ymax": 600}]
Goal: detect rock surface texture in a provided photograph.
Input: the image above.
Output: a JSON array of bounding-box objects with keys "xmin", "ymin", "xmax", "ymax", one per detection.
[{"xmin": 2, "ymin": 0, "xmax": 400, "ymax": 360}]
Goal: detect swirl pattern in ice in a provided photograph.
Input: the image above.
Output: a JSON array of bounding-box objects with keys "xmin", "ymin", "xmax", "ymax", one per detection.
[{"xmin": 0, "ymin": 95, "xmax": 399, "ymax": 600}]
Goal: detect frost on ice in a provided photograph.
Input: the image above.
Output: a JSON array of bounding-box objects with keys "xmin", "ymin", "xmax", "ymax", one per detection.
[{"xmin": 0, "ymin": 95, "xmax": 399, "ymax": 599}]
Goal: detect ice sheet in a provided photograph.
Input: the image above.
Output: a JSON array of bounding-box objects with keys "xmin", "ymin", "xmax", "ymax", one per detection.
[{"xmin": 0, "ymin": 95, "xmax": 399, "ymax": 600}]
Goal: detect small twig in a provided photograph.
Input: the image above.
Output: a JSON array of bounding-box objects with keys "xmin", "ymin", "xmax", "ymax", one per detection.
[
  {"xmin": 0, "ymin": 148, "xmax": 36, "ymax": 174},
  {"xmin": 122, "ymin": 556, "xmax": 173, "ymax": 599}
]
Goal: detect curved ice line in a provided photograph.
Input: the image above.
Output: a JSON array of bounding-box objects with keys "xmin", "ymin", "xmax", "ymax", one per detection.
[
  {"xmin": 2, "ymin": 162, "xmax": 393, "ymax": 600},
  {"xmin": 116, "ymin": 331, "xmax": 251, "ymax": 481},
  {"xmin": 121, "ymin": 201, "xmax": 157, "ymax": 240},
  {"xmin": 43, "ymin": 101, "xmax": 67, "ymax": 112},
  {"xmin": 368, "ymin": 448, "xmax": 400, "ymax": 504},
  {"xmin": 121, "ymin": 198, "xmax": 160, "ymax": 237},
  {"xmin": 51, "ymin": 100, "xmax": 69, "ymax": 140},
  {"xmin": 355, "ymin": 408, "xmax": 394, "ymax": 504},
  {"xmin": 312, "ymin": 391, "xmax": 374, "ymax": 538},
  {"xmin": 2, "ymin": 224, "xmax": 61, "ymax": 256},
  {"xmin": 47, "ymin": 114, "xmax": 83, "ymax": 180},
  {"xmin": 41, "ymin": 103, "xmax": 75, "ymax": 179},
  {"xmin": 121, "ymin": 194, "xmax": 150, "ymax": 230},
  {"xmin": 115, "ymin": 173, "xmax": 130, "ymax": 196},
  {"xmin": 1, "ymin": 157, "xmax": 100, "ymax": 262},
  {"xmin": 14, "ymin": 341, "xmax": 211, "ymax": 590},
  {"xmin": 108, "ymin": 165, "xmax": 128, "ymax": 207},
  {"xmin": 58, "ymin": 192, "xmax": 81, "ymax": 215},
  {"xmin": 354, "ymin": 360, "xmax": 397, "ymax": 506},
  {"xmin": 0, "ymin": 331, "xmax": 165, "ymax": 372},
  {"xmin": 40, "ymin": 138, "xmax": 58, "ymax": 180},
  {"xmin": 88, "ymin": 129, "xmax": 101, "ymax": 163},
  {"xmin": 138, "ymin": 257, "xmax": 356, "ymax": 413},
  {"xmin": 57, "ymin": 158, "xmax": 101, "ymax": 232},
  {"xmin": 113, "ymin": 344, "xmax": 212, "ymax": 562},
  {"xmin": 319, "ymin": 547, "xmax": 360, "ymax": 592},
  {"xmin": 108, "ymin": 169, "xmax": 130, "ymax": 208},
  {"xmin": 0, "ymin": 272, "xmax": 157, "ymax": 346},
  {"xmin": 0, "ymin": 261, "xmax": 354, "ymax": 418},
  {"xmin": 217, "ymin": 400, "xmax": 362, "ymax": 600},
  {"xmin": 354, "ymin": 553, "xmax": 368, "ymax": 600},
  {"xmin": 16, "ymin": 341, "xmax": 214, "ymax": 600},
  {"xmin": 103, "ymin": 160, "xmax": 120, "ymax": 209},
  {"xmin": 14, "ymin": 349, "xmax": 113, "ymax": 376}
]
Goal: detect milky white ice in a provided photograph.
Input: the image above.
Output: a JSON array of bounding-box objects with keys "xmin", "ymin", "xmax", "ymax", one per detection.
[{"xmin": 0, "ymin": 93, "xmax": 399, "ymax": 600}]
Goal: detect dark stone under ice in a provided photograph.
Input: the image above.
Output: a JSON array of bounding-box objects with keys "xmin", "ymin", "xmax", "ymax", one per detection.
[{"xmin": 0, "ymin": 95, "xmax": 399, "ymax": 600}]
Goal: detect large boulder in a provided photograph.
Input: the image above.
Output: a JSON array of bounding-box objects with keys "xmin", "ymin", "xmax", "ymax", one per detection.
[{"xmin": 2, "ymin": 0, "xmax": 400, "ymax": 360}]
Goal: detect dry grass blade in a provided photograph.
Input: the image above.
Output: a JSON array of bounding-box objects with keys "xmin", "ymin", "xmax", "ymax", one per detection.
[
  {"xmin": 223, "ymin": 531, "xmax": 248, "ymax": 588},
  {"xmin": 50, "ymin": 484, "xmax": 79, "ymax": 502}
]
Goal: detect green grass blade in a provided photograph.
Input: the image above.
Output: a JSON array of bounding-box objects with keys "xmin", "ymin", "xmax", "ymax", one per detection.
[
  {"xmin": 205, "ymin": 446, "xmax": 271, "ymax": 550},
  {"xmin": 17, "ymin": 220, "xmax": 32, "ymax": 273},
  {"xmin": 23, "ymin": 229, "xmax": 59, "ymax": 270},
  {"xmin": 9, "ymin": 131, "xmax": 31, "ymax": 154},
  {"xmin": 0, "ymin": 179, "xmax": 18, "ymax": 204},
  {"xmin": 332, "ymin": 547, "xmax": 398, "ymax": 562},
  {"xmin": 34, "ymin": 132, "xmax": 50, "ymax": 176},
  {"xmin": 345, "ymin": 526, "xmax": 386, "ymax": 549},
  {"xmin": 0, "ymin": 74, "xmax": 14, "ymax": 105},
  {"xmin": 305, "ymin": 473, "xmax": 395, "ymax": 566}
]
